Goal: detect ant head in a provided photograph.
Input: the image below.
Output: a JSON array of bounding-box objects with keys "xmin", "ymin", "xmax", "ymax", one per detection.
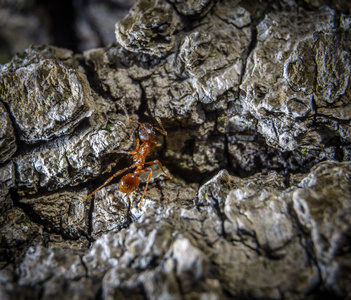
[{"xmin": 138, "ymin": 123, "xmax": 156, "ymax": 142}]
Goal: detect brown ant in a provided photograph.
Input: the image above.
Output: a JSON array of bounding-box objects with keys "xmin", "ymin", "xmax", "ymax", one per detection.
[{"xmin": 83, "ymin": 104, "xmax": 172, "ymax": 208}]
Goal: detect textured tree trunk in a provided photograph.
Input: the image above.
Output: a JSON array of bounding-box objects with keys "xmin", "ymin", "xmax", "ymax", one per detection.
[{"xmin": 1, "ymin": 0, "xmax": 351, "ymax": 299}]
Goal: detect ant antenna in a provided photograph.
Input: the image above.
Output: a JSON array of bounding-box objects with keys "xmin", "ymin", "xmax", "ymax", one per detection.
[
  {"xmin": 114, "ymin": 101, "xmax": 167, "ymax": 135},
  {"xmin": 114, "ymin": 101, "xmax": 142, "ymax": 126},
  {"xmin": 154, "ymin": 116, "xmax": 168, "ymax": 136}
]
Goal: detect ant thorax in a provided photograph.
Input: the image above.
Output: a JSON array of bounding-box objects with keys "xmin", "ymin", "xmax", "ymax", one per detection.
[{"xmin": 139, "ymin": 123, "xmax": 156, "ymax": 142}]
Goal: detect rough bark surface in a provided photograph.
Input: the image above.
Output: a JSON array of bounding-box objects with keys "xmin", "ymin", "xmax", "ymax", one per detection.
[{"xmin": 1, "ymin": 0, "xmax": 351, "ymax": 299}]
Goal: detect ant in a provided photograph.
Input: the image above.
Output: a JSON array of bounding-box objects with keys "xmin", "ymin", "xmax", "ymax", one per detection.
[{"xmin": 83, "ymin": 103, "xmax": 172, "ymax": 209}]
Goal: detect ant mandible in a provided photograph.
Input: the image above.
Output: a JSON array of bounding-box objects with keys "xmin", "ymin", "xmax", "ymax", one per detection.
[{"xmin": 83, "ymin": 103, "xmax": 172, "ymax": 209}]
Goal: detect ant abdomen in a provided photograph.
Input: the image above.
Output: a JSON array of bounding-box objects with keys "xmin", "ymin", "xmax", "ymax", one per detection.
[{"xmin": 120, "ymin": 173, "xmax": 139, "ymax": 193}]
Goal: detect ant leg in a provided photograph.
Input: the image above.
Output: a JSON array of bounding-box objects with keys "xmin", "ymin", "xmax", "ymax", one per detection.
[
  {"xmin": 110, "ymin": 150, "xmax": 137, "ymax": 155},
  {"xmin": 135, "ymin": 137, "xmax": 140, "ymax": 152},
  {"xmin": 109, "ymin": 150, "xmax": 136, "ymax": 167},
  {"xmin": 109, "ymin": 137, "xmax": 140, "ymax": 156},
  {"xmin": 145, "ymin": 160, "xmax": 172, "ymax": 179},
  {"xmin": 138, "ymin": 167, "xmax": 153, "ymax": 209},
  {"xmin": 83, "ymin": 163, "xmax": 137, "ymax": 202}
]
